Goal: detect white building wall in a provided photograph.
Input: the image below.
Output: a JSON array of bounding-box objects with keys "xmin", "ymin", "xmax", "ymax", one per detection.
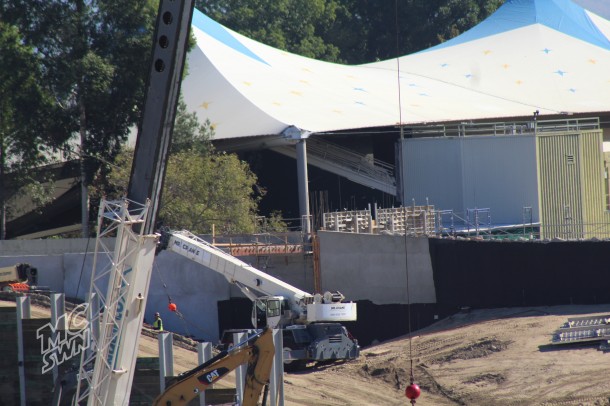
[
  {"xmin": 460, "ymin": 135, "xmax": 539, "ymax": 225},
  {"xmin": 402, "ymin": 137, "xmax": 463, "ymax": 210},
  {"xmin": 400, "ymin": 135, "xmax": 540, "ymax": 226}
]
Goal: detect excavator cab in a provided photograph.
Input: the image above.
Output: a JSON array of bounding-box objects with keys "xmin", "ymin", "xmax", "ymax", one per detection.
[{"xmin": 251, "ymin": 296, "xmax": 285, "ymax": 329}]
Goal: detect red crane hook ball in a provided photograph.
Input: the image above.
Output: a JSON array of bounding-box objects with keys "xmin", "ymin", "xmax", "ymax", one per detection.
[{"xmin": 405, "ymin": 383, "xmax": 421, "ymax": 400}]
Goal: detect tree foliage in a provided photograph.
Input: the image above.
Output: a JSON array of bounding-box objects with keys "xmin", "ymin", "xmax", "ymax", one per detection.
[
  {"xmin": 196, "ymin": 0, "xmax": 346, "ymax": 62},
  {"xmin": 1, "ymin": 0, "xmax": 158, "ymax": 235},
  {"xmin": 171, "ymin": 100, "xmax": 215, "ymax": 156},
  {"xmin": 106, "ymin": 148, "xmax": 259, "ymax": 234},
  {"xmin": 1, "ymin": 0, "xmax": 157, "ymax": 159},
  {"xmin": 162, "ymin": 151, "xmax": 259, "ymax": 233},
  {"xmin": 103, "ymin": 100, "xmax": 259, "ymax": 234},
  {"xmin": 195, "ymin": 0, "xmax": 503, "ymax": 64},
  {"xmin": 0, "ymin": 21, "xmax": 70, "ymax": 237}
]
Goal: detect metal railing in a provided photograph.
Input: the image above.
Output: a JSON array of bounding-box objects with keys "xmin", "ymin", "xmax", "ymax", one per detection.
[{"xmin": 407, "ymin": 117, "xmax": 600, "ymax": 138}]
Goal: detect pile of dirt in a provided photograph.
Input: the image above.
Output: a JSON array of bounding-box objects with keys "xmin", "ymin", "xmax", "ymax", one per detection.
[
  {"xmin": 280, "ymin": 304, "xmax": 610, "ymax": 405},
  {"xmin": 429, "ymin": 338, "xmax": 511, "ymax": 364}
]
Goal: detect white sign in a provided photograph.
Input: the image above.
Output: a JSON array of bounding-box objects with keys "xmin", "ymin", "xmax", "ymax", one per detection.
[{"xmin": 306, "ymin": 302, "xmax": 357, "ymax": 322}]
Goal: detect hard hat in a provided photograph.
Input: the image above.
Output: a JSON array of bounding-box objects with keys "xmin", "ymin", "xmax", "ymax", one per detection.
[{"xmin": 155, "ymin": 312, "xmax": 160, "ymax": 317}]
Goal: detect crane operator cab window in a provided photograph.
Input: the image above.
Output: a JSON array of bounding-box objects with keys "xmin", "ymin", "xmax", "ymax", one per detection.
[
  {"xmin": 252, "ymin": 297, "xmax": 283, "ymax": 329},
  {"xmin": 266, "ymin": 298, "xmax": 282, "ymax": 328},
  {"xmin": 252, "ymin": 299, "xmax": 267, "ymax": 329}
]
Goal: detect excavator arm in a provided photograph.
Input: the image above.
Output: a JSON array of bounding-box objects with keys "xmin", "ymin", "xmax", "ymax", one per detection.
[{"xmin": 153, "ymin": 328, "xmax": 275, "ymax": 406}]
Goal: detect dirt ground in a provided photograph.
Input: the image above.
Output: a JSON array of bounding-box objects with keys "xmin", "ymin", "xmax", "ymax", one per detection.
[
  {"xmin": 273, "ymin": 304, "xmax": 610, "ymax": 406},
  {"xmin": 11, "ymin": 300, "xmax": 610, "ymax": 405},
  {"xmin": 147, "ymin": 303, "xmax": 610, "ymax": 406}
]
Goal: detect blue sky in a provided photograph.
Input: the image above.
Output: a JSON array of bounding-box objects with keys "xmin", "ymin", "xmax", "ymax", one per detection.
[{"xmin": 572, "ymin": 0, "xmax": 610, "ymax": 19}]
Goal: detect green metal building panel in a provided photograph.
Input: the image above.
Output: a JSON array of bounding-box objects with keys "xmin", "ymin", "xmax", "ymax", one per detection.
[
  {"xmin": 536, "ymin": 130, "xmax": 609, "ymax": 239},
  {"xmin": 579, "ymin": 131, "xmax": 610, "ymax": 237}
]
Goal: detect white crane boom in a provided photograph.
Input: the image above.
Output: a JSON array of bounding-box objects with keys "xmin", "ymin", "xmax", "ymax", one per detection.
[
  {"xmin": 160, "ymin": 229, "xmax": 357, "ymax": 326},
  {"xmin": 164, "ymin": 229, "xmax": 311, "ymax": 302}
]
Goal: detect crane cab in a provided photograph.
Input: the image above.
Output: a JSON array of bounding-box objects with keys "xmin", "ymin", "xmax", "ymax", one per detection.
[{"xmin": 252, "ymin": 296, "xmax": 289, "ymax": 328}]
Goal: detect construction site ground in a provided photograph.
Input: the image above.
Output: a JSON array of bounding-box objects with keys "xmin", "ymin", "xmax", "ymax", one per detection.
[{"xmin": 8, "ymin": 300, "xmax": 610, "ymax": 405}]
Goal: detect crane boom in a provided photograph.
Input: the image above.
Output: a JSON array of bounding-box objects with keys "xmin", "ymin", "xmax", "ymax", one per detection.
[
  {"xmin": 160, "ymin": 229, "xmax": 311, "ymax": 303},
  {"xmin": 159, "ymin": 229, "xmax": 358, "ymax": 326}
]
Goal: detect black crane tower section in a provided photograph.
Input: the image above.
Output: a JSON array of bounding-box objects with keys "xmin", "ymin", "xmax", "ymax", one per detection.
[{"xmin": 127, "ymin": 0, "xmax": 195, "ymax": 234}]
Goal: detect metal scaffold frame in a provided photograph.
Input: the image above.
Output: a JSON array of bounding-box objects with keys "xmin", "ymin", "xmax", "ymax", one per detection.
[{"xmin": 74, "ymin": 198, "xmax": 152, "ymax": 405}]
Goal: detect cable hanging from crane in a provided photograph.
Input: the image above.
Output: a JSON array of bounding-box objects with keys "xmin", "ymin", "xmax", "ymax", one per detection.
[
  {"xmin": 153, "ymin": 261, "xmax": 194, "ymax": 338},
  {"xmin": 396, "ymin": 1, "xmax": 421, "ymax": 402},
  {"xmin": 402, "ymin": 208, "xmax": 421, "ymax": 404}
]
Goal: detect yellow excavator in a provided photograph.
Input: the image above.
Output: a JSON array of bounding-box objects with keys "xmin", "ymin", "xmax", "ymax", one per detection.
[{"xmin": 153, "ymin": 328, "xmax": 275, "ymax": 406}]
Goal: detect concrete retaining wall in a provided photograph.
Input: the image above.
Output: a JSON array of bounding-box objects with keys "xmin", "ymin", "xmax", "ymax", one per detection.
[
  {"xmin": 317, "ymin": 231, "xmax": 436, "ymax": 304},
  {"xmin": 4, "ymin": 233, "xmax": 610, "ymax": 348},
  {"xmin": 0, "ymin": 237, "xmax": 316, "ymax": 343}
]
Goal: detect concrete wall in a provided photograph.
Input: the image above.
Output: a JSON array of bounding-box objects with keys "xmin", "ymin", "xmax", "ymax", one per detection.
[
  {"xmin": 0, "ymin": 232, "xmax": 434, "ymax": 343},
  {"xmin": 0, "ymin": 237, "xmax": 316, "ymax": 343},
  {"xmin": 317, "ymin": 231, "xmax": 436, "ymax": 305},
  {"xmin": 0, "ymin": 238, "xmax": 92, "ymax": 255}
]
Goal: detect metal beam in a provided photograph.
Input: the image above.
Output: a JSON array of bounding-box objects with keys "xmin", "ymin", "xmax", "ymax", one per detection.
[{"xmin": 127, "ymin": 0, "xmax": 196, "ymax": 234}]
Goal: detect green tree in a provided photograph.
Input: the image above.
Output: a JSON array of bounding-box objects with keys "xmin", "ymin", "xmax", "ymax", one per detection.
[
  {"xmin": 0, "ymin": 0, "xmax": 158, "ymax": 236},
  {"xmin": 196, "ymin": 0, "xmax": 345, "ymax": 62},
  {"xmin": 106, "ymin": 148, "xmax": 260, "ymax": 234},
  {"xmin": 161, "ymin": 151, "xmax": 259, "ymax": 233},
  {"xmin": 102, "ymin": 99, "xmax": 260, "ymax": 234},
  {"xmin": 0, "ymin": 22, "xmax": 69, "ymax": 239},
  {"xmin": 195, "ymin": 0, "xmax": 503, "ymax": 65},
  {"xmin": 171, "ymin": 99, "xmax": 215, "ymax": 156},
  {"xmin": 332, "ymin": 0, "xmax": 503, "ymax": 64}
]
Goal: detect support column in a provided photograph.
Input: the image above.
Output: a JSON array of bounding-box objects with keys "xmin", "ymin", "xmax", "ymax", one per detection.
[
  {"xmin": 197, "ymin": 342, "xmax": 213, "ymax": 406},
  {"xmin": 296, "ymin": 139, "xmax": 311, "ymax": 234},
  {"xmin": 158, "ymin": 332, "xmax": 174, "ymax": 393},
  {"xmin": 396, "ymin": 138, "xmax": 406, "ymax": 205},
  {"xmin": 269, "ymin": 329, "xmax": 284, "ymax": 406},
  {"xmin": 234, "ymin": 331, "xmax": 247, "ymax": 405},
  {"xmin": 16, "ymin": 296, "xmax": 31, "ymax": 406}
]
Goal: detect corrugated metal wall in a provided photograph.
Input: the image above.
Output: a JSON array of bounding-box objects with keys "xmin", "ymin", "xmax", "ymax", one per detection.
[
  {"xmin": 536, "ymin": 130, "xmax": 609, "ymax": 239},
  {"xmin": 579, "ymin": 131, "xmax": 608, "ymax": 236},
  {"xmin": 537, "ymin": 133, "xmax": 583, "ymax": 238}
]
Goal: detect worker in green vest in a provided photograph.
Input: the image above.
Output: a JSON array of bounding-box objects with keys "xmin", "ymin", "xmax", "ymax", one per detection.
[{"xmin": 153, "ymin": 312, "xmax": 164, "ymax": 331}]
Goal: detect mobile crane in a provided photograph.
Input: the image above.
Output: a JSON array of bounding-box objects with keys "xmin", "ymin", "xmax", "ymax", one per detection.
[
  {"xmin": 158, "ymin": 229, "xmax": 360, "ymax": 368},
  {"xmin": 153, "ymin": 328, "xmax": 274, "ymax": 406}
]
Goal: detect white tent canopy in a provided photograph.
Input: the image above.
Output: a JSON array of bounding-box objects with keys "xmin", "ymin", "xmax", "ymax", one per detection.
[{"xmin": 181, "ymin": 0, "xmax": 610, "ymax": 140}]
